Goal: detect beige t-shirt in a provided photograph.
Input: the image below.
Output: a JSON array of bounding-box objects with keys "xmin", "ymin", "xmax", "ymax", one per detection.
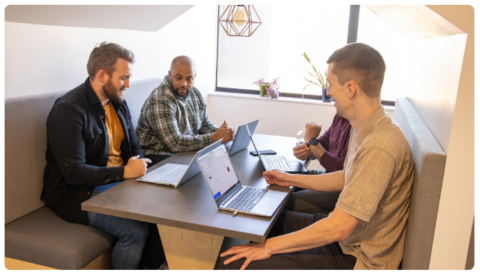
[{"xmin": 336, "ymin": 106, "xmax": 414, "ymax": 270}]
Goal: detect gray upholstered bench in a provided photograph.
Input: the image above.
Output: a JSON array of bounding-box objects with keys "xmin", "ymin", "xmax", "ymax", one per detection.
[
  {"xmin": 5, "ymin": 78, "xmax": 161, "ymax": 269},
  {"xmin": 393, "ymin": 97, "xmax": 447, "ymax": 269}
]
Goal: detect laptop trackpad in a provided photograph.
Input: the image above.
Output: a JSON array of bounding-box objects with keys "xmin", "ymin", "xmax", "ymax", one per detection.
[
  {"xmin": 250, "ymin": 191, "xmax": 288, "ymax": 217},
  {"xmin": 288, "ymin": 161, "xmax": 306, "ymax": 172}
]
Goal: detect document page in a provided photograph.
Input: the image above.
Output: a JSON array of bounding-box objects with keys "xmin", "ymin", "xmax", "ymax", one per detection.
[{"xmin": 197, "ymin": 146, "xmax": 239, "ymax": 200}]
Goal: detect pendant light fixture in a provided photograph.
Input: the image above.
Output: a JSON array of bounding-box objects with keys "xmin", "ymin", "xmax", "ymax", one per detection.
[{"xmin": 219, "ymin": 5, "xmax": 262, "ymax": 37}]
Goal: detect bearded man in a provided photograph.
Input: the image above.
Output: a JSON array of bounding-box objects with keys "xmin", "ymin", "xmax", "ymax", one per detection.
[
  {"xmin": 41, "ymin": 42, "xmax": 166, "ymax": 269},
  {"xmin": 136, "ymin": 55, "xmax": 235, "ymax": 167}
]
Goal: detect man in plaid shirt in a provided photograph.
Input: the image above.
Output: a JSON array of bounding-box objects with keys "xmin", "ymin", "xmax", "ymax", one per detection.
[{"xmin": 136, "ymin": 56, "xmax": 235, "ymax": 166}]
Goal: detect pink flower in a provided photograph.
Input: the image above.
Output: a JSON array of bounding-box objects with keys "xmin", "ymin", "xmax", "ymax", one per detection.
[
  {"xmin": 253, "ymin": 78, "xmax": 264, "ymax": 86},
  {"xmin": 253, "ymin": 77, "xmax": 280, "ymax": 99}
]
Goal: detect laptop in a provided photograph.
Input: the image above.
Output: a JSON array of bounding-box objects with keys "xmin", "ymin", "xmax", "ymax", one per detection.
[
  {"xmin": 137, "ymin": 139, "xmax": 223, "ymax": 187},
  {"xmin": 224, "ymin": 119, "xmax": 260, "ymax": 156},
  {"xmin": 246, "ymin": 126, "xmax": 306, "ymax": 173},
  {"xmin": 196, "ymin": 145, "xmax": 288, "ymax": 217}
]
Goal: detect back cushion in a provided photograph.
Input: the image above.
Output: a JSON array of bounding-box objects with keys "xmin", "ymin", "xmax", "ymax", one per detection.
[
  {"xmin": 123, "ymin": 78, "xmax": 162, "ymax": 129},
  {"xmin": 4, "ymin": 78, "xmax": 161, "ymax": 224},
  {"xmin": 5, "ymin": 91, "xmax": 65, "ymax": 224},
  {"xmin": 394, "ymin": 97, "xmax": 447, "ymax": 269}
]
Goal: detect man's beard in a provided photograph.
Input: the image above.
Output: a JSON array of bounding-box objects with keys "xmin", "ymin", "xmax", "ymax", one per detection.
[
  {"xmin": 102, "ymin": 78, "xmax": 125, "ymax": 103},
  {"xmin": 169, "ymin": 80, "xmax": 191, "ymax": 98}
]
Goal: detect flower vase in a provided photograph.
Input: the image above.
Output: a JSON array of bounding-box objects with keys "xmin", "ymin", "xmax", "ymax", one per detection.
[
  {"xmin": 322, "ymin": 88, "xmax": 332, "ymax": 102},
  {"xmin": 259, "ymin": 83, "xmax": 270, "ymax": 97}
]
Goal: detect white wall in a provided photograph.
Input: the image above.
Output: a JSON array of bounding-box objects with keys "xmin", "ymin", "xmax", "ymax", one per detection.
[
  {"xmin": 5, "ymin": 22, "xmax": 162, "ymax": 98},
  {"xmin": 424, "ymin": 5, "xmax": 474, "ymax": 270},
  {"xmin": 207, "ymin": 92, "xmax": 395, "ymax": 138},
  {"xmin": 407, "ymin": 34, "xmax": 466, "ymax": 153},
  {"xmin": 154, "ymin": 5, "xmax": 218, "ymax": 100}
]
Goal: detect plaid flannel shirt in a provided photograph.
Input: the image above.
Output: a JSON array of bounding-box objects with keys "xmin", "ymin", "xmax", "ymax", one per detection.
[{"xmin": 136, "ymin": 75, "xmax": 219, "ymax": 156}]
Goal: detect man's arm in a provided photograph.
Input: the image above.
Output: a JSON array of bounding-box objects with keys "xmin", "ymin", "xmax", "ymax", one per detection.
[
  {"xmin": 318, "ymin": 123, "xmax": 351, "ymax": 172},
  {"xmin": 295, "ymin": 122, "xmax": 328, "ymax": 161},
  {"xmin": 198, "ymin": 101, "xmax": 219, "ymax": 134},
  {"xmin": 263, "ymin": 169, "xmax": 345, "ymax": 192},
  {"xmin": 47, "ymin": 104, "xmax": 125, "ymax": 186},
  {"xmin": 221, "ymin": 207, "xmax": 360, "ymax": 270}
]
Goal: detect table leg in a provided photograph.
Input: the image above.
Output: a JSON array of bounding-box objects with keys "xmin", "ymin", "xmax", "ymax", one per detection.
[{"xmin": 157, "ymin": 224, "xmax": 224, "ymax": 270}]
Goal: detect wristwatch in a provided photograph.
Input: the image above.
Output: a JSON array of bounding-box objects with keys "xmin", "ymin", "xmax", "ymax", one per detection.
[{"xmin": 306, "ymin": 137, "xmax": 318, "ymax": 147}]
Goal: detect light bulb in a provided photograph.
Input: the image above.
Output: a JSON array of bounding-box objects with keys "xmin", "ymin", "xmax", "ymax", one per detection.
[{"xmin": 234, "ymin": 5, "xmax": 246, "ymax": 27}]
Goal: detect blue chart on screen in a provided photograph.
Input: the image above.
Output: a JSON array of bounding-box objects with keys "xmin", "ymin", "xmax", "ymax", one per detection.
[{"xmin": 214, "ymin": 192, "xmax": 221, "ymax": 200}]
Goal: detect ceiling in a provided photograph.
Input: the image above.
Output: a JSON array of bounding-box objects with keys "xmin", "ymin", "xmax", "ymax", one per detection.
[{"xmin": 5, "ymin": 5, "xmax": 194, "ymax": 32}]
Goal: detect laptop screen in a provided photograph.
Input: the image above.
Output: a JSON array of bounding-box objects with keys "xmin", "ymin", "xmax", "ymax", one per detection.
[{"xmin": 197, "ymin": 145, "xmax": 240, "ymax": 202}]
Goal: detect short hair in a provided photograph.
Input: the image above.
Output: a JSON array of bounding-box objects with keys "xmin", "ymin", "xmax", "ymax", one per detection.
[
  {"xmin": 326, "ymin": 43, "xmax": 386, "ymax": 98},
  {"xmin": 170, "ymin": 55, "xmax": 196, "ymax": 72},
  {"xmin": 87, "ymin": 42, "xmax": 135, "ymax": 80}
]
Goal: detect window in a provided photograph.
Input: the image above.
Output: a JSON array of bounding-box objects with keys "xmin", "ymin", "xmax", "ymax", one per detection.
[
  {"xmin": 216, "ymin": 5, "xmax": 401, "ymax": 105},
  {"xmin": 357, "ymin": 6, "xmax": 415, "ymax": 103},
  {"xmin": 216, "ymin": 5, "xmax": 352, "ymax": 99}
]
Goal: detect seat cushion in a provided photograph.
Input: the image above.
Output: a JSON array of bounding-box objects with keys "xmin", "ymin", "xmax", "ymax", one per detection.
[{"xmin": 5, "ymin": 206, "xmax": 115, "ymax": 269}]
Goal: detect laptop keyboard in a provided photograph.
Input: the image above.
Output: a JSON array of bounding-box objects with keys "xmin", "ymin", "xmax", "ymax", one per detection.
[
  {"xmin": 156, "ymin": 165, "xmax": 188, "ymax": 185},
  {"xmin": 227, "ymin": 187, "xmax": 267, "ymax": 212},
  {"xmin": 262, "ymin": 155, "xmax": 290, "ymax": 171}
]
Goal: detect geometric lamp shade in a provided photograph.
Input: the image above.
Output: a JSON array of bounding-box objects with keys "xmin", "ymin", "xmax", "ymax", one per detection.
[{"xmin": 219, "ymin": 5, "xmax": 262, "ymax": 37}]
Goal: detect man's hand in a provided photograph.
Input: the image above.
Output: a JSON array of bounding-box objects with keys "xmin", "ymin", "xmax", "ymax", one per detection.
[
  {"xmin": 304, "ymin": 122, "xmax": 322, "ymax": 142},
  {"xmin": 212, "ymin": 120, "xmax": 235, "ymax": 143},
  {"xmin": 263, "ymin": 170, "xmax": 293, "ymax": 187},
  {"xmin": 220, "ymin": 242, "xmax": 272, "ymax": 270},
  {"xmin": 293, "ymin": 143, "xmax": 311, "ymax": 160},
  {"xmin": 124, "ymin": 155, "xmax": 152, "ymax": 178}
]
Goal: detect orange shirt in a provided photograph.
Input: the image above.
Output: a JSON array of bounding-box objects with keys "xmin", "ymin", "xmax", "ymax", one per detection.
[{"xmin": 103, "ymin": 102, "xmax": 124, "ymax": 167}]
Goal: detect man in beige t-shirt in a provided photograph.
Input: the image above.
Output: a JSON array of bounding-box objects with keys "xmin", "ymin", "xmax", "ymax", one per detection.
[{"xmin": 216, "ymin": 43, "xmax": 414, "ymax": 270}]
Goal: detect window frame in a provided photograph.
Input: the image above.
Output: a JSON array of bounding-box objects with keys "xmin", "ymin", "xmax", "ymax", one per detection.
[{"xmin": 215, "ymin": 5, "xmax": 395, "ymax": 106}]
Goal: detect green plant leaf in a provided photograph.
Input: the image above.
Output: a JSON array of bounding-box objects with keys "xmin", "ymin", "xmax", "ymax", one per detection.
[
  {"xmin": 306, "ymin": 70, "xmax": 321, "ymax": 82},
  {"xmin": 302, "ymin": 52, "xmax": 311, "ymax": 62},
  {"xmin": 303, "ymin": 84, "xmax": 313, "ymax": 91},
  {"xmin": 303, "ymin": 78, "xmax": 321, "ymax": 87}
]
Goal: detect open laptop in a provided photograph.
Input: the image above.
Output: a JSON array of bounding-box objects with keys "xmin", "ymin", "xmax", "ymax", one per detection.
[
  {"xmin": 224, "ymin": 119, "xmax": 260, "ymax": 156},
  {"xmin": 247, "ymin": 127, "xmax": 306, "ymax": 173},
  {"xmin": 196, "ymin": 145, "xmax": 288, "ymax": 217},
  {"xmin": 137, "ymin": 139, "xmax": 223, "ymax": 187}
]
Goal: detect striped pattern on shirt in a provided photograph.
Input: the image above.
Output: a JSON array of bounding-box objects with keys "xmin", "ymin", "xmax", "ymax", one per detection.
[
  {"xmin": 136, "ymin": 75, "xmax": 218, "ymax": 156},
  {"xmin": 337, "ymin": 106, "xmax": 415, "ymax": 270}
]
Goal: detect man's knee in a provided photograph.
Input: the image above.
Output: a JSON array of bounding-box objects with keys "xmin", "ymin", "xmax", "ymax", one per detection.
[
  {"xmin": 215, "ymin": 255, "xmax": 248, "ymax": 270},
  {"xmin": 118, "ymin": 221, "xmax": 149, "ymax": 244}
]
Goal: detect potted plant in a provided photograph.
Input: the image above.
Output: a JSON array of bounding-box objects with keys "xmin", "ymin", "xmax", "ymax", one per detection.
[
  {"xmin": 301, "ymin": 52, "xmax": 331, "ymax": 102},
  {"xmin": 253, "ymin": 77, "xmax": 280, "ymax": 99}
]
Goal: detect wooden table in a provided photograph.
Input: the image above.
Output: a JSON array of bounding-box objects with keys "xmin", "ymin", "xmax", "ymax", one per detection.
[{"xmin": 82, "ymin": 134, "xmax": 300, "ymax": 269}]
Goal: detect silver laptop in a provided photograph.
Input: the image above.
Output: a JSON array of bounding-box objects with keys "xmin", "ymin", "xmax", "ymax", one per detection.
[
  {"xmin": 196, "ymin": 145, "xmax": 288, "ymax": 217},
  {"xmin": 224, "ymin": 119, "xmax": 260, "ymax": 156},
  {"xmin": 137, "ymin": 140, "xmax": 223, "ymax": 187},
  {"xmin": 246, "ymin": 127, "xmax": 306, "ymax": 173}
]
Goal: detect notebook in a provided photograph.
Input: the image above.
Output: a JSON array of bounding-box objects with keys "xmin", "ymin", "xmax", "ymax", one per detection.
[
  {"xmin": 137, "ymin": 140, "xmax": 223, "ymax": 187},
  {"xmin": 196, "ymin": 145, "xmax": 288, "ymax": 217}
]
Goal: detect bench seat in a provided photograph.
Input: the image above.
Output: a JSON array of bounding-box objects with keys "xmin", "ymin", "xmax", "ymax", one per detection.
[{"xmin": 5, "ymin": 206, "xmax": 115, "ymax": 269}]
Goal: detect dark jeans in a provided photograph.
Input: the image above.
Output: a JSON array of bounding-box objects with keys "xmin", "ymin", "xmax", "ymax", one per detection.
[
  {"xmin": 88, "ymin": 182, "xmax": 166, "ymax": 269},
  {"xmin": 145, "ymin": 154, "xmax": 171, "ymax": 168},
  {"xmin": 215, "ymin": 211, "xmax": 356, "ymax": 269}
]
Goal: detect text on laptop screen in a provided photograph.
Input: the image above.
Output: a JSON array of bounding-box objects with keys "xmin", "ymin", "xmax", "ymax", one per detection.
[{"xmin": 197, "ymin": 146, "xmax": 239, "ymax": 201}]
